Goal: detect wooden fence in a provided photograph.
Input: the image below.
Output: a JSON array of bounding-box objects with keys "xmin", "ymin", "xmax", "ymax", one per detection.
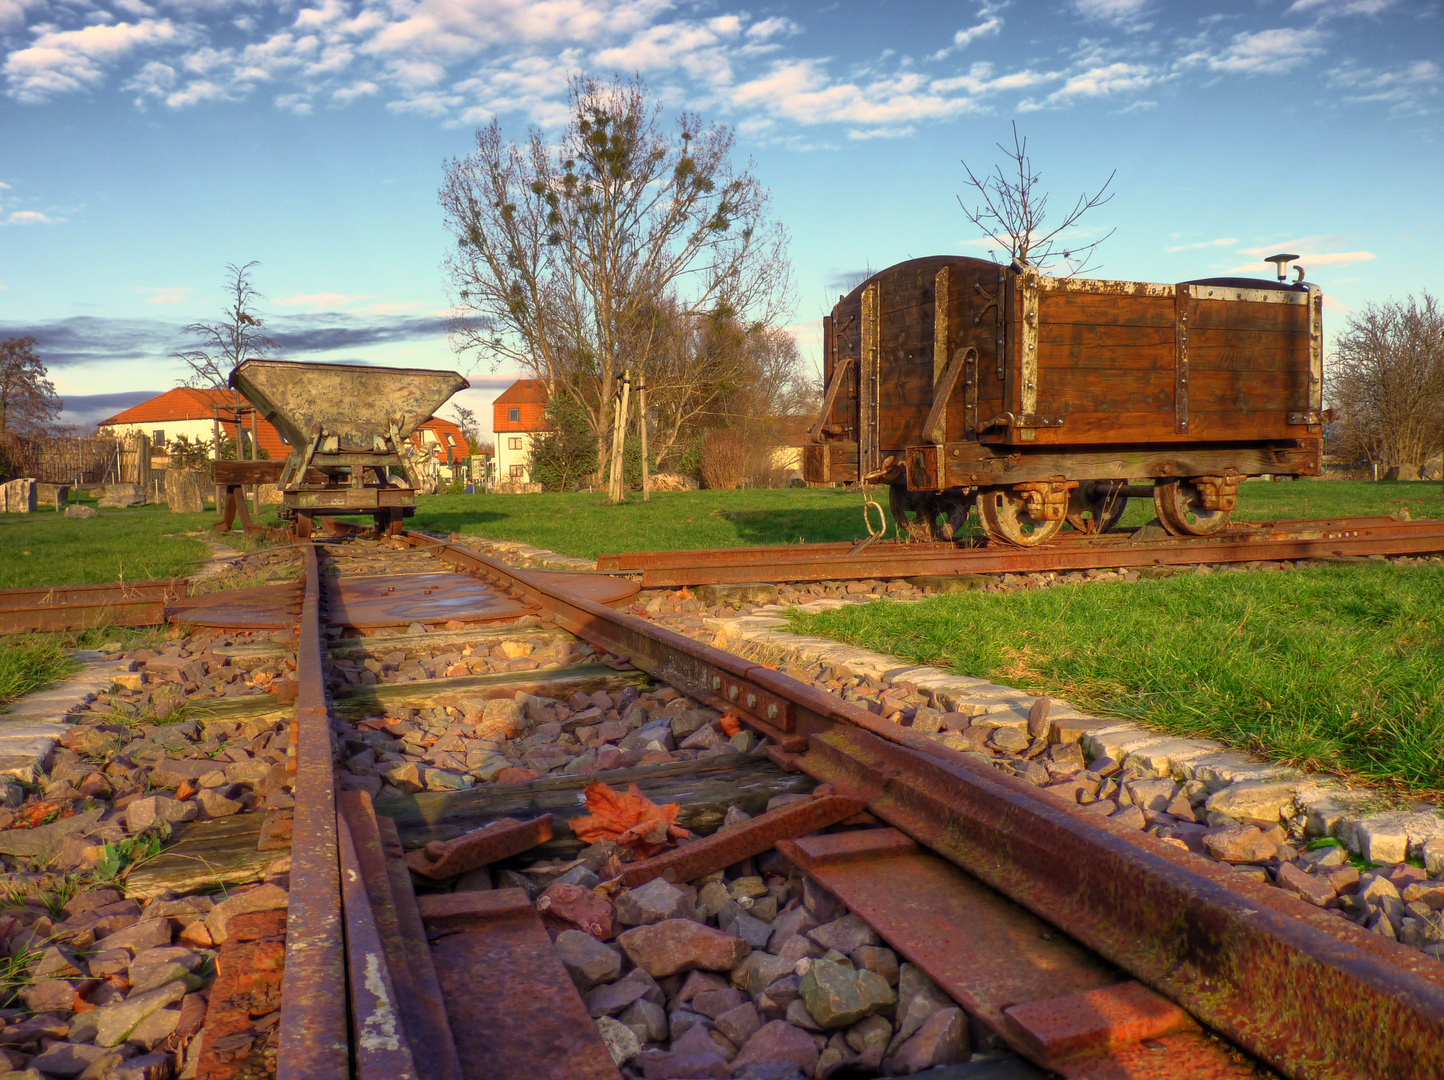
[{"xmin": 0, "ymin": 432, "xmax": 153, "ymax": 488}]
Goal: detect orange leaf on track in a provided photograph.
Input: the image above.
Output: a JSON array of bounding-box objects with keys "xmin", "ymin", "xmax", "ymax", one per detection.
[
  {"xmin": 569, "ymin": 782, "xmax": 690, "ymax": 859},
  {"xmin": 719, "ymin": 712, "xmax": 742, "ymax": 737}
]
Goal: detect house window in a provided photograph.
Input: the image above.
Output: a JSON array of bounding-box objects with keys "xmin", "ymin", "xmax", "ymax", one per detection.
[
  {"xmin": 508, "ymin": 437, "xmax": 522, "ymax": 450},
  {"xmin": 509, "ymin": 464, "xmax": 524, "ymax": 479},
  {"xmin": 152, "ymin": 430, "xmax": 166, "ymax": 446},
  {"xmin": 508, "ymin": 407, "xmax": 520, "ymax": 422}
]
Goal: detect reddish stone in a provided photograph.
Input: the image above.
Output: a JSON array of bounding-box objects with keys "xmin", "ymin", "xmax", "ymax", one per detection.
[
  {"xmin": 1201, "ymin": 825, "xmax": 1277, "ymax": 864},
  {"xmin": 731, "ymin": 1020, "xmax": 819, "ymax": 1075},
  {"xmin": 537, "ymin": 883, "xmax": 615, "ymax": 941},
  {"xmin": 616, "ymin": 919, "xmax": 750, "ymax": 978},
  {"xmin": 495, "ymin": 767, "xmax": 540, "ymax": 785},
  {"xmin": 1275, "ymin": 863, "xmax": 1336, "ymax": 907},
  {"xmin": 589, "ymin": 748, "xmax": 626, "ymax": 772}
]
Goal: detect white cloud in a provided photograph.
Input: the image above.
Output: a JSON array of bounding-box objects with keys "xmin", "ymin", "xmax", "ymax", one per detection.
[
  {"xmin": 276, "ymin": 292, "xmax": 375, "ymax": 306},
  {"xmin": 134, "ymin": 285, "xmax": 192, "ymax": 304},
  {"xmin": 1186, "ymin": 28, "xmax": 1326, "ymax": 75},
  {"xmin": 5, "ymin": 18, "xmax": 184, "ymax": 102},
  {"xmin": 745, "ymin": 17, "xmax": 798, "ymax": 41},
  {"xmin": 1046, "ymin": 61, "xmax": 1153, "ymax": 103},
  {"xmin": 5, "ymin": 209, "xmax": 55, "ymax": 223},
  {"xmin": 1229, "ymin": 240, "xmax": 1376, "ymax": 275},
  {"xmin": 0, "ymin": 0, "xmax": 43, "ymax": 33},
  {"xmin": 1073, "ymin": 0, "xmax": 1151, "ymax": 29},
  {"xmin": 1285, "ymin": 0, "xmax": 1397, "ymax": 17},
  {"xmin": 1165, "ymin": 237, "xmax": 1238, "ymax": 252},
  {"xmin": 1328, "ymin": 59, "xmax": 1439, "ymax": 111}
]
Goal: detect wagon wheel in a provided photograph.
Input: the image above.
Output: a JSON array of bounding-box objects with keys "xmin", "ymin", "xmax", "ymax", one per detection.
[
  {"xmin": 889, "ymin": 482, "xmax": 940, "ymax": 543},
  {"xmin": 1065, "ymin": 481, "xmax": 1128, "ymax": 535},
  {"xmin": 1153, "ymin": 478, "xmax": 1231, "ymax": 536},
  {"xmin": 976, "ymin": 487, "xmax": 1064, "ymax": 547}
]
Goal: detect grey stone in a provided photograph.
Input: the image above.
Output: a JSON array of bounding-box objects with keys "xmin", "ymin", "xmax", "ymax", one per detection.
[
  {"xmin": 29, "ymin": 1041, "xmax": 111, "ymax": 1077},
  {"xmin": 722, "ymin": 910, "xmax": 774, "ymax": 950},
  {"xmin": 691, "ymin": 987, "xmax": 746, "ymax": 1019},
  {"xmin": 126, "ymin": 1007, "xmax": 180, "ymax": 1050},
  {"xmin": 125, "ymin": 795, "xmax": 198, "ymax": 834},
  {"xmin": 887, "ymin": 1006, "xmax": 969, "ymax": 1073},
  {"xmin": 616, "ymin": 878, "xmax": 696, "ymax": 926},
  {"xmin": 595, "ymin": 1016, "xmax": 642, "ymax": 1066},
  {"xmin": 0, "ymin": 478, "xmax": 36, "ymax": 513},
  {"xmin": 767, "ymin": 906, "xmax": 819, "ymax": 951},
  {"xmin": 894, "ymin": 963, "xmax": 953, "ymax": 1043},
  {"xmin": 988, "ymin": 727, "xmax": 1030, "ymax": 753},
  {"xmin": 1356, "ymin": 818, "xmax": 1410, "ymax": 865},
  {"xmin": 555, "ymin": 929, "xmax": 624, "ymax": 992},
  {"xmin": 620, "ymin": 998, "xmax": 669, "ymax": 1044},
  {"xmin": 731, "ymin": 953, "xmax": 796, "ymax": 1001},
  {"xmin": 808, "ymin": 915, "xmax": 878, "ymax": 955},
  {"xmin": 1424, "ymin": 837, "xmax": 1444, "ymax": 877},
  {"xmin": 107, "ymin": 1052, "xmax": 174, "ymax": 1080},
  {"xmin": 798, "ymin": 959, "xmax": 896, "ymax": 1028},
  {"xmin": 164, "ymin": 471, "xmax": 206, "ymax": 514},
  {"xmin": 846, "ymin": 1013, "xmax": 892, "ymax": 1053},
  {"xmin": 97, "ymin": 483, "xmax": 145, "ymax": 508},
  {"xmin": 128, "ymin": 947, "xmax": 204, "ymax": 995},
  {"xmin": 95, "ymin": 979, "xmax": 188, "ymax": 1046},
  {"xmin": 1203, "ymin": 780, "xmax": 1299, "ymax": 826},
  {"xmin": 64, "ymin": 504, "xmax": 98, "ymax": 519},
  {"xmin": 715, "ymin": 1001, "xmax": 762, "ymax": 1048}
]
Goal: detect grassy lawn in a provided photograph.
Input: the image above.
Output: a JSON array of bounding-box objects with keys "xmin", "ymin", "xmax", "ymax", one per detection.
[
  {"xmin": 0, "ymin": 504, "xmax": 233, "ymax": 589},
  {"xmin": 406, "ymin": 479, "xmax": 1443, "ymax": 560},
  {"xmin": 789, "ymin": 561, "xmax": 1444, "ymax": 795}
]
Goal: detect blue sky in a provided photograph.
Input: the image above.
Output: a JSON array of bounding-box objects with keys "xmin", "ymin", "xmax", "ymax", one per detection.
[{"xmin": 1, "ymin": 0, "xmax": 1439, "ymax": 432}]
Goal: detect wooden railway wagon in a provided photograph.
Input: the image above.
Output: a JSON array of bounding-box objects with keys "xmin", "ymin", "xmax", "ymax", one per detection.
[{"xmin": 803, "ymin": 254, "xmax": 1326, "ymax": 545}]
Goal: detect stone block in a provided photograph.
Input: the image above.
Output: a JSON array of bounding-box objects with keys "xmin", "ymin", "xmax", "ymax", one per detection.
[
  {"xmin": 164, "ymin": 470, "xmax": 206, "ymax": 514},
  {"xmin": 98, "ymin": 483, "xmax": 145, "ymax": 508},
  {"xmin": 0, "ymin": 478, "xmax": 36, "ymax": 513}
]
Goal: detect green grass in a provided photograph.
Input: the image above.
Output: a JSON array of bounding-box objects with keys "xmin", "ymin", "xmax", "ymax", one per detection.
[
  {"xmin": 789, "ymin": 561, "xmax": 1444, "ymax": 795},
  {"xmin": 0, "ymin": 504, "xmax": 226, "ymax": 589},
  {"xmin": 404, "ymin": 479, "xmax": 1443, "ymax": 561},
  {"xmin": 0, "ymin": 637, "xmax": 79, "ymax": 709}
]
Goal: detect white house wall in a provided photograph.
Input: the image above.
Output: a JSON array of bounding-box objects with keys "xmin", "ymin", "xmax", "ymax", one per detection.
[{"xmin": 493, "ymin": 429, "xmax": 540, "ymax": 483}]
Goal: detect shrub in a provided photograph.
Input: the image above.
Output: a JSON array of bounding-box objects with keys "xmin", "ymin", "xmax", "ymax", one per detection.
[{"xmin": 699, "ymin": 429, "xmax": 748, "ymax": 489}]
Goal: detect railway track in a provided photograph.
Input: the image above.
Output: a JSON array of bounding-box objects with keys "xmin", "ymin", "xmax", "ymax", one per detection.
[
  {"xmin": 2, "ymin": 528, "xmax": 1444, "ymax": 1080},
  {"xmin": 596, "ymin": 514, "xmax": 1444, "ymax": 587},
  {"xmin": 236, "ymin": 530, "xmax": 1444, "ymax": 1080}
]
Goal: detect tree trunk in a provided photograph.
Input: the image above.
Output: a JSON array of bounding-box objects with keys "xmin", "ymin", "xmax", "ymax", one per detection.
[{"xmin": 639, "ymin": 373, "xmax": 649, "ymax": 502}]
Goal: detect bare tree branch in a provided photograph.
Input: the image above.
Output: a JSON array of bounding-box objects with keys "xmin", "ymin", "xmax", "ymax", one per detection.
[
  {"xmin": 172, "ymin": 261, "xmax": 276, "ymax": 390},
  {"xmin": 957, "ymin": 122, "xmax": 1115, "ymax": 276},
  {"xmin": 1326, "ymin": 292, "xmax": 1444, "ymax": 471},
  {"xmin": 440, "ymin": 72, "xmax": 795, "ymax": 480}
]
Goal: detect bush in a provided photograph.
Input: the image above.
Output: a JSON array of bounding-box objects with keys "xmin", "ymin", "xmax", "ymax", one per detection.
[
  {"xmin": 672, "ymin": 435, "xmax": 705, "ymax": 481},
  {"xmin": 529, "ymin": 394, "xmax": 599, "ymax": 492},
  {"xmin": 699, "ymin": 429, "xmax": 748, "ymax": 489}
]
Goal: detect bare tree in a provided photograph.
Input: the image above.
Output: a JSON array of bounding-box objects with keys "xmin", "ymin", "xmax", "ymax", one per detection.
[
  {"xmin": 0, "ymin": 336, "xmax": 61, "ymax": 438},
  {"xmin": 958, "ymin": 123, "xmax": 1115, "ymax": 275},
  {"xmin": 173, "ymin": 262, "xmax": 276, "ymax": 389},
  {"xmin": 1327, "ymin": 292, "xmax": 1444, "ymax": 473},
  {"xmin": 440, "ymin": 73, "xmax": 794, "ymax": 485},
  {"xmin": 448, "ymin": 403, "xmax": 482, "ymax": 451}
]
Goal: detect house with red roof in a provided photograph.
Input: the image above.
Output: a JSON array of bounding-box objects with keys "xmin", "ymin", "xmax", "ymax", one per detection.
[{"xmin": 493, "ymin": 379, "xmax": 553, "ymax": 484}]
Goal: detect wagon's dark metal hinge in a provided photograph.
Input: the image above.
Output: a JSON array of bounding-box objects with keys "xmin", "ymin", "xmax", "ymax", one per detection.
[
  {"xmin": 976, "ymin": 413, "xmax": 1064, "ymax": 432},
  {"xmin": 1288, "ymin": 409, "xmax": 1335, "ymax": 425}
]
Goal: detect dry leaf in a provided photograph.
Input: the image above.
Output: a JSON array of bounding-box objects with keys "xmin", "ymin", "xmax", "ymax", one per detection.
[{"xmin": 569, "ymin": 782, "xmax": 690, "ymax": 858}]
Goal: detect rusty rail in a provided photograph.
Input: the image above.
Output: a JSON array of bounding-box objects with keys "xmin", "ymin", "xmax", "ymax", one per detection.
[
  {"xmin": 0, "ymin": 578, "xmax": 188, "ymax": 635},
  {"xmin": 275, "ymin": 542, "xmax": 348, "ymax": 1079},
  {"xmin": 408, "ymin": 530, "xmax": 1444, "ymax": 1080},
  {"xmin": 596, "ymin": 514, "xmax": 1444, "ymax": 586}
]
